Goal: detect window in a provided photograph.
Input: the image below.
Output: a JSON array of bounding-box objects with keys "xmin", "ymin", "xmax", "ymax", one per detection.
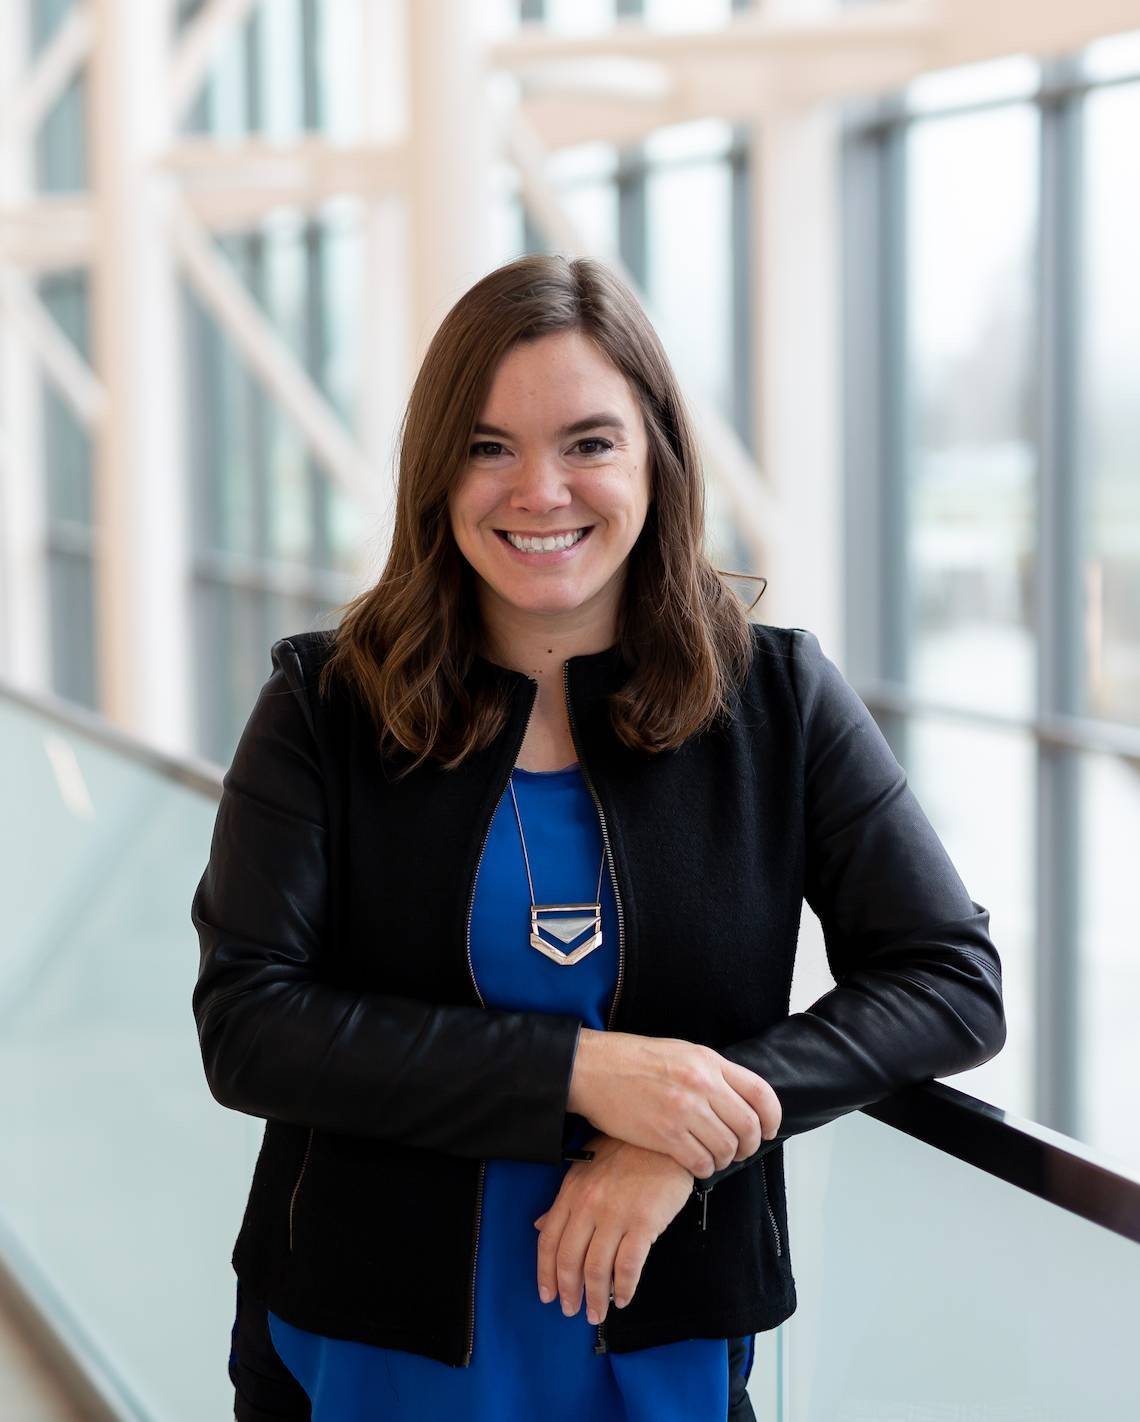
[{"xmin": 844, "ymin": 34, "xmax": 1140, "ymax": 1170}]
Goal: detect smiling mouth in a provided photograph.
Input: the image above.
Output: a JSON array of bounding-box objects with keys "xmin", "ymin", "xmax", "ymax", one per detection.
[{"xmin": 495, "ymin": 526, "xmax": 594, "ymax": 553}]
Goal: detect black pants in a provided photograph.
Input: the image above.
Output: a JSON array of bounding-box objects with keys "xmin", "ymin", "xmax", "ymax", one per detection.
[
  {"xmin": 231, "ymin": 1280, "xmax": 310, "ymax": 1421},
  {"xmin": 726, "ymin": 1331, "xmax": 758, "ymax": 1420},
  {"xmin": 231, "ymin": 1279, "xmax": 758, "ymax": 1421}
]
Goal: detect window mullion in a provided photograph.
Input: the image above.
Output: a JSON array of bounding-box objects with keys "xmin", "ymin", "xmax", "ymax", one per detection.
[{"xmin": 1034, "ymin": 70, "xmax": 1085, "ymax": 1140}]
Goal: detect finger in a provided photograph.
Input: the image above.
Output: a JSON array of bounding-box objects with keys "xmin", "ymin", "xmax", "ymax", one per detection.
[
  {"xmin": 693, "ymin": 1101, "xmax": 743, "ymax": 1171},
  {"xmin": 707, "ymin": 1088, "xmax": 763, "ymax": 1165},
  {"xmin": 720, "ymin": 1065, "xmax": 779, "ymax": 1151},
  {"xmin": 582, "ymin": 1225, "xmax": 623, "ymax": 1326},
  {"xmin": 611, "ymin": 1228, "xmax": 653, "ymax": 1310},
  {"xmin": 680, "ymin": 1129, "xmax": 717, "ymax": 1179},
  {"xmin": 536, "ymin": 1204, "xmax": 569, "ymax": 1304},
  {"xmin": 555, "ymin": 1211, "xmax": 598, "ymax": 1317}
]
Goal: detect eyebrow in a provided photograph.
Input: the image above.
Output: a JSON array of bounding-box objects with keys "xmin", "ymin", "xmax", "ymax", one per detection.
[{"xmin": 472, "ymin": 412, "xmax": 628, "ymax": 439}]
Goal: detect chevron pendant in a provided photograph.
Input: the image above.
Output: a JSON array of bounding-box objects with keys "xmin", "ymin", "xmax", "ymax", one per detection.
[{"xmin": 529, "ymin": 902, "xmax": 603, "ymax": 966}]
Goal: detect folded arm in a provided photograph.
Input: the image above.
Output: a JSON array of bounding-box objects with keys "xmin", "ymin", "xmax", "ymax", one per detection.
[
  {"xmin": 698, "ymin": 627, "xmax": 1007, "ymax": 1192},
  {"xmin": 190, "ymin": 637, "xmax": 583, "ymax": 1165}
]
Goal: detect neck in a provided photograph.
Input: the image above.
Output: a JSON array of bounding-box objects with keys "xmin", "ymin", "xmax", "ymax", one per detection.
[{"xmin": 476, "ymin": 592, "xmax": 620, "ymax": 682}]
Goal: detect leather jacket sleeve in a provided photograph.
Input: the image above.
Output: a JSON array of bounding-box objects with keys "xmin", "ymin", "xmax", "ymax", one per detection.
[
  {"xmin": 190, "ymin": 637, "xmax": 584, "ymax": 1166},
  {"xmin": 698, "ymin": 627, "xmax": 1008, "ymax": 1192}
]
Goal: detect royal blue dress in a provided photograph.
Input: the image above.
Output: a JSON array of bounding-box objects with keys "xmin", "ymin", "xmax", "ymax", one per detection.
[{"xmin": 262, "ymin": 762, "xmax": 748, "ymax": 1420}]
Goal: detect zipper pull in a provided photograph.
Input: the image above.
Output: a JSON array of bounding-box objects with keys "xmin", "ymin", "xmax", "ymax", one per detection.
[{"xmin": 694, "ymin": 1182, "xmax": 710, "ymax": 1231}]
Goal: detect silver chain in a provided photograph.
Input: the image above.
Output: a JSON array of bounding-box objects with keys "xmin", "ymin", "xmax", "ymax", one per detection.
[{"xmin": 508, "ymin": 773, "xmax": 606, "ymax": 906}]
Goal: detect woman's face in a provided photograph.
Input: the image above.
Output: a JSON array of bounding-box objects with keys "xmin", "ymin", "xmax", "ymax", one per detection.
[{"xmin": 448, "ymin": 329, "xmax": 652, "ymax": 638}]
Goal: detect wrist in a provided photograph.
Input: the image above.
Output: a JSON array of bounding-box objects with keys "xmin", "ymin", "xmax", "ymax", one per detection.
[{"xmin": 566, "ymin": 1026, "xmax": 600, "ymax": 1115}]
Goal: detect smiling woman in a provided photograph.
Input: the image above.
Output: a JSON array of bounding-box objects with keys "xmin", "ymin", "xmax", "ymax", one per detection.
[{"xmin": 195, "ymin": 248, "xmax": 1001, "ymax": 1422}]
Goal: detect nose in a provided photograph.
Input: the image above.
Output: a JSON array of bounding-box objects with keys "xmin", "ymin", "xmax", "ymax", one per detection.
[{"xmin": 506, "ymin": 456, "xmax": 574, "ymax": 515}]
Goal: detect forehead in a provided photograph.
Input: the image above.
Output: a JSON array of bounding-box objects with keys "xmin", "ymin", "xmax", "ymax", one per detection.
[{"xmin": 480, "ymin": 331, "xmax": 637, "ymax": 418}]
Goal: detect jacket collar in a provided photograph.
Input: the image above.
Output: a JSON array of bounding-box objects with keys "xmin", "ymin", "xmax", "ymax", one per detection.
[{"xmin": 472, "ymin": 642, "xmax": 630, "ymax": 700}]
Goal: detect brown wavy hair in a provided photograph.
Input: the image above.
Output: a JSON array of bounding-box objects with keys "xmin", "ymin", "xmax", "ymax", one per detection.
[{"xmin": 317, "ymin": 252, "xmax": 766, "ymax": 776}]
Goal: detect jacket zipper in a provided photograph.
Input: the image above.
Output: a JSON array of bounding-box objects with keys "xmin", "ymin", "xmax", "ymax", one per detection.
[
  {"xmin": 561, "ymin": 661, "xmax": 626, "ymax": 1356},
  {"xmin": 288, "ymin": 1126, "xmax": 314, "ymax": 1252},
  {"xmin": 759, "ymin": 1157, "xmax": 782, "ymax": 1256},
  {"xmin": 461, "ymin": 676, "xmax": 541, "ymax": 1366},
  {"xmin": 693, "ymin": 1175, "xmax": 712, "ymax": 1231},
  {"xmin": 692, "ymin": 1156, "xmax": 782, "ymax": 1247}
]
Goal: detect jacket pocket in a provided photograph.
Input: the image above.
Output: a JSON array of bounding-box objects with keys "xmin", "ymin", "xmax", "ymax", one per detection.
[
  {"xmin": 288, "ymin": 1126, "xmax": 315, "ymax": 1253},
  {"xmin": 758, "ymin": 1157, "xmax": 782, "ymax": 1257}
]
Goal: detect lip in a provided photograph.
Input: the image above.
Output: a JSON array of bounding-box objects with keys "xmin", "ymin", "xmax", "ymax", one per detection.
[{"xmin": 494, "ymin": 525, "xmax": 594, "ymax": 566}]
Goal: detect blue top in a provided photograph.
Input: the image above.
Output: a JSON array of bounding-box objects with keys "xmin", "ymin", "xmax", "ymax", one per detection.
[{"xmin": 262, "ymin": 763, "xmax": 748, "ymax": 1419}]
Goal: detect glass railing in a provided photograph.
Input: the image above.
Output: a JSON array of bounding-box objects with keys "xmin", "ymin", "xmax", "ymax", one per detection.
[
  {"xmin": 761, "ymin": 1091, "xmax": 1140, "ymax": 1419},
  {"xmin": 0, "ymin": 683, "xmax": 260, "ymax": 1419},
  {"xmin": 1, "ymin": 678, "xmax": 1138, "ymax": 1420}
]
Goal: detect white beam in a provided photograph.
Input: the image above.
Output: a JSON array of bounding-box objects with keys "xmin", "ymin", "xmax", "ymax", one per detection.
[
  {"xmin": 167, "ymin": 192, "xmax": 385, "ymax": 522},
  {"xmin": 0, "ymin": 196, "xmax": 95, "ymax": 270},
  {"xmin": 0, "ymin": 2, "xmax": 92, "ymax": 146},
  {"xmin": 405, "ymin": 0, "xmax": 504, "ymax": 373},
  {"xmin": 88, "ymin": 0, "xmax": 193, "ymax": 750},
  {"xmin": 356, "ymin": 0, "xmax": 411, "ymax": 583},
  {"xmin": 751, "ymin": 0, "xmax": 843, "ymax": 645},
  {"xmin": 157, "ymin": 135, "xmax": 408, "ymax": 201},
  {"xmin": 492, "ymin": 0, "xmax": 1140, "ymax": 149},
  {"xmin": 0, "ymin": 0, "xmax": 49, "ymax": 687},
  {"xmin": 490, "ymin": 4, "xmax": 938, "ymax": 66},
  {"xmin": 0, "ymin": 270, "xmax": 107, "ymax": 428},
  {"xmin": 934, "ymin": 0, "xmax": 1140, "ymax": 69},
  {"xmin": 168, "ymin": 0, "xmax": 261, "ymax": 129}
]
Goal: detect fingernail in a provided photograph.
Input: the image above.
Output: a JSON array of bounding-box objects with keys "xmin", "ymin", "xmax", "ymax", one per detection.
[
  {"xmin": 614, "ymin": 1295, "xmax": 628, "ymax": 1308},
  {"xmin": 539, "ymin": 1286, "xmax": 553, "ymax": 1303},
  {"xmin": 587, "ymin": 1307, "xmax": 599, "ymax": 1325},
  {"xmin": 561, "ymin": 1297, "xmax": 574, "ymax": 1316}
]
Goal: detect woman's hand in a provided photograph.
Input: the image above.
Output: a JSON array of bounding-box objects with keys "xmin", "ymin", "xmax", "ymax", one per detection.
[
  {"xmin": 533, "ymin": 1131, "xmax": 694, "ymax": 1328},
  {"xmin": 567, "ymin": 1029, "xmax": 781, "ymax": 1180}
]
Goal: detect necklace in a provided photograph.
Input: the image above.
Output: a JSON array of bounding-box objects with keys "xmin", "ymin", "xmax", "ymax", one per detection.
[{"xmin": 508, "ymin": 773, "xmax": 606, "ymax": 966}]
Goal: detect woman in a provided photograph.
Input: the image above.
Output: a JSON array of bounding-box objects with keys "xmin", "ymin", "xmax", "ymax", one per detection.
[{"xmin": 191, "ymin": 253, "xmax": 1006, "ymax": 1421}]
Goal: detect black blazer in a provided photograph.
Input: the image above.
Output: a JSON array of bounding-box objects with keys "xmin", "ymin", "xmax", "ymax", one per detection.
[{"xmin": 191, "ymin": 621, "xmax": 1006, "ymax": 1368}]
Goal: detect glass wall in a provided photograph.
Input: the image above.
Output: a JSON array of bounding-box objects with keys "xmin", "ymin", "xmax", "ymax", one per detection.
[
  {"xmin": 905, "ymin": 101, "xmax": 1039, "ymax": 719},
  {"xmin": 32, "ymin": 0, "xmax": 95, "ymax": 707},
  {"xmin": 180, "ymin": 0, "xmax": 367, "ymax": 763},
  {"xmin": 1076, "ymin": 64, "xmax": 1140, "ymax": 1173},
  {"xmin": 846, "ymin": 33, "xmax": 1140, "ymax": 1173}
]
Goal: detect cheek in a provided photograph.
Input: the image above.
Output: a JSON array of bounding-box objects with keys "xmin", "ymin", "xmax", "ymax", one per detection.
[{"xmin": 451, "ymin": 474, "xmax": 497, "ymax": 527}]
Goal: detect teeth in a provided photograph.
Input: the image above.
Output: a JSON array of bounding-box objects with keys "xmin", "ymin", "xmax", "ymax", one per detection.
[{"xmin": 505, "ymin": 527, "xmax": 587, "ymax": 553}]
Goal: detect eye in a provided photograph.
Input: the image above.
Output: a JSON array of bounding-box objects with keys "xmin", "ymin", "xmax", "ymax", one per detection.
[
  {"xmin": 575, "ymin": 438, "xmax": 613, "ymax": 456},
  {"xmin": 469, "ymin": 441, "xmax": 505, "ymax": 459}
]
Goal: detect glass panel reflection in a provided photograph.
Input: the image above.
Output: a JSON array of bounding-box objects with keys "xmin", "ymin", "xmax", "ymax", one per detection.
[
  {"xmin": 646, "ymin": 158, "xmax": 734, "ymax": 427},
  {"xmin": 1081, "ymin": 82, "xmax": 1140, "ymax": 727},
  {"xmin": 0, "ymin": 698, "xmax": 258, "ymax": 1419},
  {"xmin": 903, "ymin": 714, "xmax": 1033, "ymax": 1119},
  {"xmin": 905, "ymin": 105, "xmax": 1039, "ymax": 716},
  {"xmin": 1078, "ymin": 748, "xmax": 1140, "ymax": 1175},
  {"xmin": 785, "ymin": 1110, "xmax": 1139, "ymax": 1417}
]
